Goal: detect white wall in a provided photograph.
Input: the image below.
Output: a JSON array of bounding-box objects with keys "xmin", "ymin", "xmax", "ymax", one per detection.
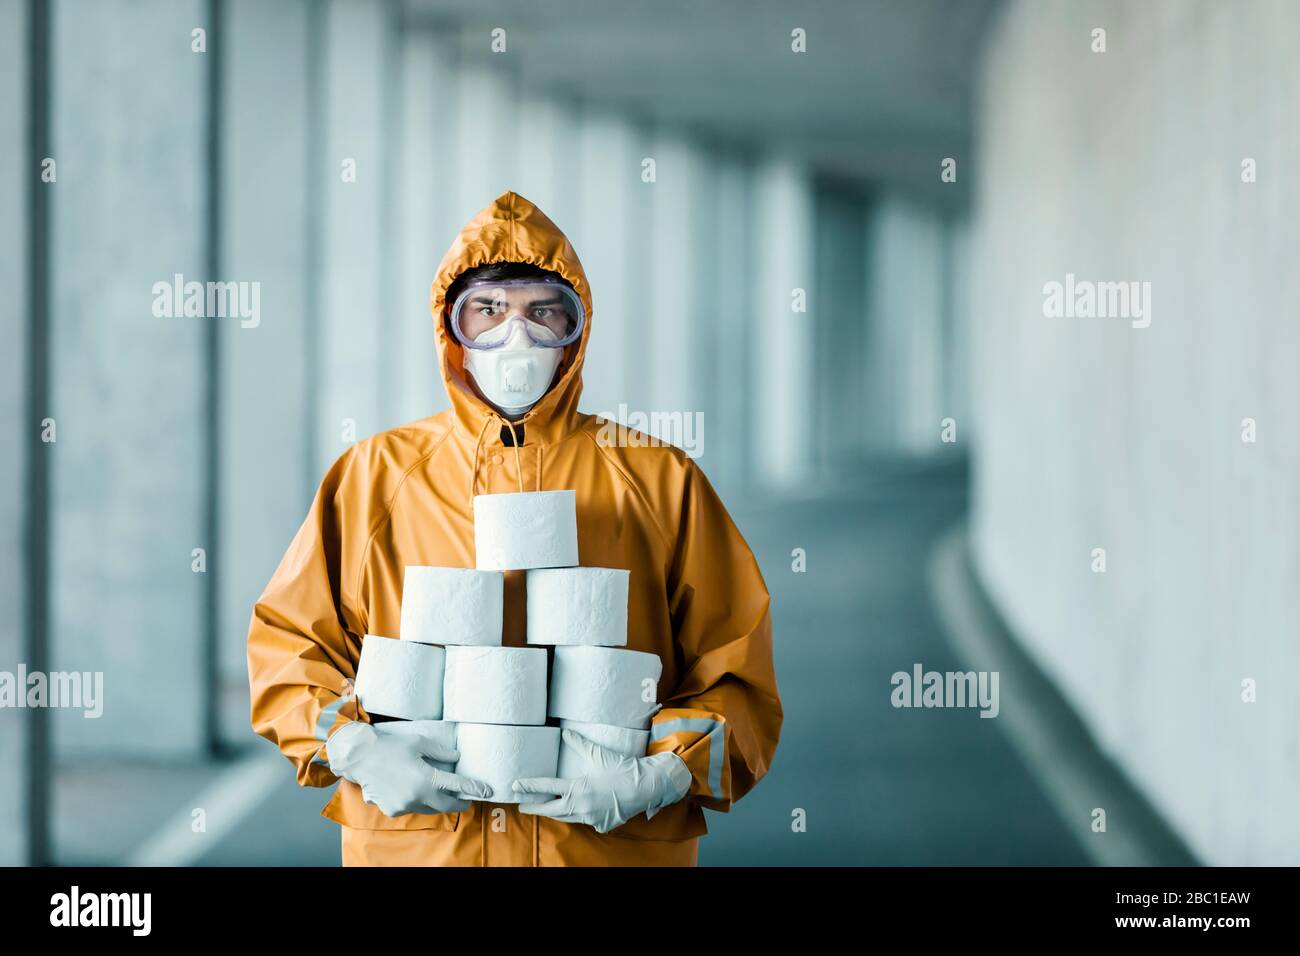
[{"xmin": 970, "ymin": 0, "xmax": 1300, "ymax": 864}]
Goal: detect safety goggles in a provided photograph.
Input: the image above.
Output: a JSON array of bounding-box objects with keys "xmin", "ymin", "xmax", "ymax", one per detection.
[{"xmin": 448, "ymin": 278, "xmax": 585, "ymax": 350}]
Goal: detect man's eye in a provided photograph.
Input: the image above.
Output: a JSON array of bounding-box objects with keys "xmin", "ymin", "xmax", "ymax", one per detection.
[{"xmin": 532, "ymin": 308, "xmax": 552, "ymax": 319}]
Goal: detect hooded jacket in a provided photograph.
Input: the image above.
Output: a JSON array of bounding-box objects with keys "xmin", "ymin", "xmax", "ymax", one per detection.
[{"xmin": 247, "ymin": 191, "xmax": 782, "ymax": 865}]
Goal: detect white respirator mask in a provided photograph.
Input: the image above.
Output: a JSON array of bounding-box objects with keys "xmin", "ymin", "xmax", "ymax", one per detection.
[{"xmin": 462, "ymin": 316, "xmax": 564, "ymax": 415}]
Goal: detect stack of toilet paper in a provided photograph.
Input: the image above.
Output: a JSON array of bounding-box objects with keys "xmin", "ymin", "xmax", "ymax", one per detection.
[{"xmin": 351, "ymin": 490, "xmax": 663, "ymax": 805}]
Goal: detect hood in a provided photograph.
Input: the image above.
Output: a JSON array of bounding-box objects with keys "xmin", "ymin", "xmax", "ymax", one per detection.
[{"xmin": 429, "ymin": 191, "xmax": 593, "ymax": 446}]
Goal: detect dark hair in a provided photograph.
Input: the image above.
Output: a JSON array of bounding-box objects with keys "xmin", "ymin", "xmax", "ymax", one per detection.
[{"xmin": 443, "ymin": 261, "xmax": 572, "ymax": 316}]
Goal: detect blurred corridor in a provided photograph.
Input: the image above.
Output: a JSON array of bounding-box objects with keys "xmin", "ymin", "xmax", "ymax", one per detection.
[{"xmin": 3, "ymin": 0, "xmax": 1297, "ymax": 865}]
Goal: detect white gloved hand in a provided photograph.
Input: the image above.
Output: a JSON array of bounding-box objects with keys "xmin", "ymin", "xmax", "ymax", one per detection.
[
  {"xmin": 326, "ymin": 721, "xmax": 492, "ymax": 817},
  {"xmin": 513, "ymin": 728, "xmax": 693, "ymax": 834}
]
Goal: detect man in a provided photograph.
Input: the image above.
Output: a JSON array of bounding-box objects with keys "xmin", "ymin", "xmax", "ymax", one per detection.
[{"xmin": 247, "ymin": 191, "xmax": 782, "ymax": 866}]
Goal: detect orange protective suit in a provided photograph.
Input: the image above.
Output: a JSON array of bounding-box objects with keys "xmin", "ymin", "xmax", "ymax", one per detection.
[{"xmin": 247, "ymin": 191, "xmax": 782, "ymax": 865}]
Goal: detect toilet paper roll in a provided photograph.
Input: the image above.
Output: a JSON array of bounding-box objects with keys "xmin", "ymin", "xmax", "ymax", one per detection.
[
  {"xmin": 454, "ymin": 724, "xmax": 560, "ymax": 804},
  {"xmin": 526, "ymin": 567, "xmax": 629, "ymax": 647},
  {"xmin": 354, "ymin": 635, "xmax": 445, "ymax": 721},
  {"xmin": 473, "ymin": 490, "xmax": 579, "ymax": 571},
  {"xmin": 557, "ymin": 719, "xmax": 650, "ymax": 778},
  {"xmin": 442, "ymin": 645, "xmax": 548, "ymax": 725},
  {"xmin": 548, "ymin": 646, "xmax": 662, "ymax": 730},
  {"xmin": 400, "ymin": 566, "xmax": 504, "ymax": 646},
  {"xmin": 375, "ymin": 720, "xmax": 458, "ymax": 772}
]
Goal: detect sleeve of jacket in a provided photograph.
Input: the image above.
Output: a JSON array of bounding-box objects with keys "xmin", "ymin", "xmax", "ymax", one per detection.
[
  {"xmin": 645, "ymin": 457, "xmax": 783, "ymax": 812},
  {"xmin": 247, "ymin": 446, "xmax": 366, "ymax": 788}
]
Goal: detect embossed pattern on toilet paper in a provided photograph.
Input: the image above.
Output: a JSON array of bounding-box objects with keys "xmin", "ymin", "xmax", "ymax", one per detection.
[
  {"xmin": 473, "ymin": 490, "xmax": 579, "ymax": 570},
  {"xmin": 453, "ymin": 724, "xmax": 560, "ymax": 804},
  {"xmin": 400, "ymin": 566, "xmax": 503, "ymax": 646},
  {"xmin": 353, "ymin": 635, "xmax": 445, "ymax": 721},
  {"xmin": 442, "ymin": 645, "xmax": 548, "ymax": 725},
  {"xmin": 526, "ymin": 568, "xmax": 629, "ymax": 646},
  {"xmin": 548, "ymin": 646, "xmax": 662, "ymax": 729}
]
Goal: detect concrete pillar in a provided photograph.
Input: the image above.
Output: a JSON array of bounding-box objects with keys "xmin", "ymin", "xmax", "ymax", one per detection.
[
  {"xmin": 812, "ymin": 184, "xmax": 869, "ymax": 468},
  {"xmin": 863, "ymin": 197, "xmax": 946, "ymax": 454},
  {"xmin": 316, "ymin": 0, "xmax": 397, "ymax": 477},
  {"xmin": 751, "ymin": 156, "xmax": 815, "ymax": 489},
  {"xmin": 706, "ymin": 156, "xmax": 753, "ymax": 498},
  {"xmin": 510, "ymin": 93, "xmax": 577, "ymax": 234},
  {"xmin": 448, "ymin": 65, "xmax": 517, "ymax": 228},
  {"xmin": 941, "ymin": 221, "xmax": 973, "ymax": 446},
  {"xmin": 215, "ymin": 0, "xmax": 314, "ymax": 742},
  {"xmin": 0, "ymin": 0, "xmax": 28, "ymax": 864},
  {"xmin": 570, "ymin": 109, "xmax": 640, "ymax": 420},
  {"xmin": 393, "ymin": 29, "xmax": 454, "ymax": 425},
  {"xmin": 50, "ymin": 0, "xmax": 209, "ymax": 757},
  {"xmin": 643, "ymin": 131, "xmax": 709, "ymax": 444}
]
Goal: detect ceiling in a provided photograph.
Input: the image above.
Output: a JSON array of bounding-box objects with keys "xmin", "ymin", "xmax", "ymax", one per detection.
[{"xmin": 403, "ymin": 0, "xmax": 1002, "ymax": 207}]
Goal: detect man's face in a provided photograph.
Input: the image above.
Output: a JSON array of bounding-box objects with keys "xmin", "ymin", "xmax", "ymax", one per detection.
[
  {"xmin": 457, "ymin": 285, "xmax": 578, "ymax": 344},
  {"xmin": 449, "ymin": 279, "xmax": 588, "ymax": 417}
]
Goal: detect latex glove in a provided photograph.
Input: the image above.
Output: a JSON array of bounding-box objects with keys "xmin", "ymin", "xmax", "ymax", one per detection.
[
  {"xmin": 513, "ymin": 728, "xmax": 693, "ymax": 834},
  {"xmin": 326, "ymin": 721, "xmax": 492, "ymax": 817}
]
